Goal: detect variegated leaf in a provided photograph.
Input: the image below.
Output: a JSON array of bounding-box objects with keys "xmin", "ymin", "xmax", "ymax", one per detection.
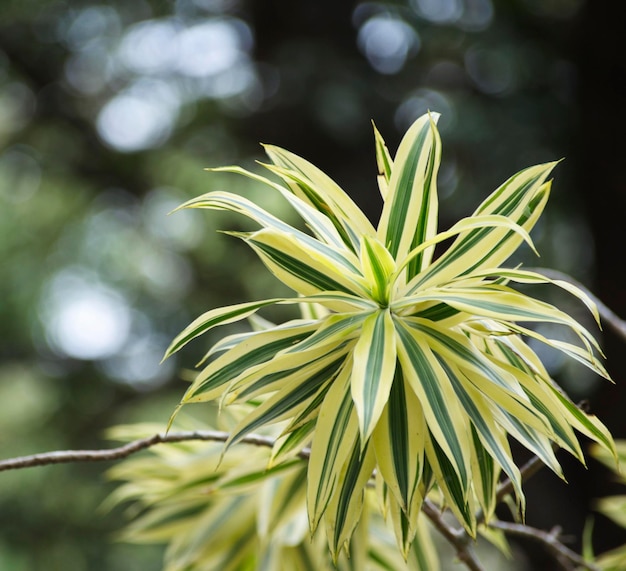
[
  {"xmin": 351, "ymin": 309, "xmax": 397, "ymax": 444},
  {"xmin": 378, "ymin": 113, "xmax": 441, "ymax": 279}
]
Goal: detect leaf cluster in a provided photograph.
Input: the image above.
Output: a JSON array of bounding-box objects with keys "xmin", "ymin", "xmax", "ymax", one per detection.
[{"xmin": 117, "ymin": 113, "xmax": 616, "ymax": 565}]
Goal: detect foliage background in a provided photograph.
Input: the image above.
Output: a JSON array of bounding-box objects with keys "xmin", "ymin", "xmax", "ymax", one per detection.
[{"xmin": 0, "ymin": 0, "xmax": 625, "ymax": 569}]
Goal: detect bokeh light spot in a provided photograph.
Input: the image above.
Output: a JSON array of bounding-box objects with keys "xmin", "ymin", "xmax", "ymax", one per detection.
[
  {"xmin": 42, "ymin": 271, "xmax": 131, "ymax": 361},
  {"xmin": 59, "ymin": 5, "xmax": 121, "ymax": 51},
  {"xmin": 395, "ymin": 89, "xmax": 455, "ymax": 133},
  {"xmin": 142, "ymin": 187, "xmax": 203, "ymax": 250},
  {"xmin": 119, "ymin": 19, "xmax": 181, "ymax": 75},
  {"xmin": 411, "ymin": 0, "xmax": 463, "ymax": 24},
  {"xmin": 459, "ymin": 0, "xmax": 493, "ymax": 31},
  {"xmin": 465, "ymin": 47, "xmax": 515, "ymax": 95},
  {"xmin": 96, "ymin": 81, "xmax": 179, "ymax": 152},
  {"xmin": 357, "ymin": 15, "xmax": 419, "ymax": 75},
  {"xmin": 176, "ymin": 19, "xmax": 250, "ymax": 78},
  {"xmin": 101, "ymin": 333, "xmax": 174, "ymax": 389}
]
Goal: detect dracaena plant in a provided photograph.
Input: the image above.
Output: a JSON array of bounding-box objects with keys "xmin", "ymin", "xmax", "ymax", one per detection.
[{"xmin": 163, "ymin": 112, "xmax": 615, "ymax": 557}]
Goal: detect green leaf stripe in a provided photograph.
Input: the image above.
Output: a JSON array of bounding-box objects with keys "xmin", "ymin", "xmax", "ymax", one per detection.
[
  {"xmin": 227, "ymin": 356, "xmax": 344, "ymax": 446},
  {"xmin": 428, "ymin": 435, "xmax": 473, "ymax": 531},
  {"xmin": 409, "ymin": 170, "xmax": 552, "ymax": 291},
  {"xmin": 329, "ymin": 439, "xmax": 372, "ymax": 553},
  {"xmin": 352, "ymin": 309, "xmax": 397, "ymax": 443},
  {"xmin": 382, "ymin": 116, "xmax": 433, "ymax": 260},
  {"xmin": 309, "ymin": 368, "xmax": 356, "ymax": 529},
  {"xmin": 470, "ymin": 425, "xmax": 497, "ymax": 516},
  {"xmin": 283, "ymin": 313, "xmax": 366, "ymax": 354},
  {"xmin": 437, "ymin": 357, "xmax": 522, "ymax": 499},
  {"xmin": 407, "ymin": 124, "xmax": 439, "ymax": 278},
  {"xmin": 269, "ymin": 419, "xmax": 316, "ymax": 466},
  {"xmin": 403, "ymin": 318, "xmax": 526, "ymax": 396},
  {"xmin": 373, "ymin": 122, "xmax": 393, "ymax": 184},
  {"xmin": 235, "ymin": 347, "xmax": 347, "ymax": 401},
  {"xmin": 163, "ymin": 298, "xmax": 284, "ymax": 360},
  {"xmin": 395, "ymin": 321, "xmax": 468, "ymax": 490},
  {"xmin": 387, "ymin": 368, "xmax": 411, "ymax": 506},
  {"xmin": 247, "ymin": 236, "xmax": 361, "ymax": 296},
  {"xmin": 412, "ymin": 302, "xmax": 460, "ymax": 322},
  {"xmin": 184, "ymin": 326, "xmax": 316, "ymax": 401}
]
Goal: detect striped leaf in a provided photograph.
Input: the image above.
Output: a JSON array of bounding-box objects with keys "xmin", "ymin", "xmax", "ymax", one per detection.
[
  {"xmin": 438, "ymin": 358, "xmax": 523, "ymax": 507},
  {"xmin": 206, "ymin": 166, "xmax": 347, "ymax": 249},
  {"xmin": 181, "ymin": 322, "xmax": 318, "ymax": 404},
  {"xmin": 324, "ymin": 438, "xmax": 377, "ymax": 558},
  {"xmin": 468, "ymin": 424, "xmax": 499, "ymax": 521},
  {"xmin": 360, "ymin": 235, "xmax": 396, "ymax": 305},
  {"xmin": 409, "ymin": 165, "xmax": 555, "ymax": 291},
  {"xmin": 372, "ymin": 368, "xmax": 425, "ymax": 539},
  {"xmin": 244, "ymin": 228, "xmax": 370, "ymax": 298},
  {"xmin": 395, "ymin": 320, "xmax": 470, "ymax": 495},
  {"xmin": 223, "ymin": 334, "xmax": 350, "ymax": 402},
  {"xmin": 164, "ymin": 298, "xmax": 284, "ymax": 360},
  {"xmin": 425, "ymin": 433, "xmax": 476, "ymax": 534},
  {"xmin": 307, "ymin": 361, "xmax": 359, "ymax": 532},
  {"xmin": 396, "ymin": 214, "xmax": 535, "ymax": 292},
  {"xmin": 263, "ymin": 145, "xmax": 376, "ymax": 251},
  {"xmin": 351, "ymin": 309, "xmax": 397, "ymax": 444},
  {"xmin": 372, "ymin": 121, "xmax": 393, "ymax": 200},
  {"xmin": 378, "ymin": 113, "xmax": 441, "ymax": 279},
  {"xmin": 180, "ymin": 189, "xmax": 361, "ymax": 273},
  {"xmin": 226, "ymin": 354, "xmax": 346, "ymax": 448},
  {"xmin": 395, "ymin": 284, "xmax": 601, "ymax": 354},
  {"xmin": 456, "ymin": 265, "xmax": 602, "ymax": 324},
  {"xmin": 269, "ymin": 419, "xmax": 316, "ymax": 467}
]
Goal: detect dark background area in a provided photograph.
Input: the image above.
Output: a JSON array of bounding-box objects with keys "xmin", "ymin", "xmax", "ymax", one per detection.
[{"xmin": 1, "ymin": 0, "xmax": 625, "ymax": 569}]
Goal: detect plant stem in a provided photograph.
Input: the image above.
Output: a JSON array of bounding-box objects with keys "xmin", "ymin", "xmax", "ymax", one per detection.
[
  {"xmin": 490, "ymin": 520, "xmax": 600, "ymax": 571},
  {"xmin": 0, "ymin": 430, "xmax": 309, "ymax": 472},
  {"xmin": 422, "ymin": 499, "xmax": 485, "ymax": 571}
]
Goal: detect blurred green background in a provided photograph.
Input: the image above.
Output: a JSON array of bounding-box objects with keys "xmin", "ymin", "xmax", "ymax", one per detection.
[{"xmin": 1, "ymin": 0, "xmax": 625, "ymax": 569}]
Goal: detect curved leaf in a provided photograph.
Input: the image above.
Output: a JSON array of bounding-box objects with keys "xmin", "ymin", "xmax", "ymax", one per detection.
[{"xmin": 378, "ymin": 113, "xmax": 441, "ymax": 278}]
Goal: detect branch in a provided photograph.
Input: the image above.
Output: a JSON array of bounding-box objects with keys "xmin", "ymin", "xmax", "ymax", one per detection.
[
  {"xmin": 490, "ymin": 520, "xmax": 600, "ymax": 571},
  {"xmin": 0, "ymin": 430, "xmax": 310, "ymax": 472},
  {"xmin": 422, "ymin": 499, "xmax": 485, "ymax": 571},
  {"xmin": 527, "ymin": 267, "xmax": 626, "ymax": 342},
  {"xmin": 0, "ymin": 434, "xmax": 485, "ymax": 571}
]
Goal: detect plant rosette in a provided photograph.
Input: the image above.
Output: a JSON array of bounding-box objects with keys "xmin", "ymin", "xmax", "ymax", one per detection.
[{"xmin": 164, "ymin": 112, "xmax": 615, "ymax": 558}]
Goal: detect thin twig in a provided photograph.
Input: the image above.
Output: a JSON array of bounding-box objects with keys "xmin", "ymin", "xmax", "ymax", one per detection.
[
  {"xmin": 422, "ymin": 499, "xmax": 485, "ymax": 571},
  {"xmin": 490, "ymin": 520, "xmax": 600, "ymax": 571},
  {"xmin": 0, "ymin": 430, "xmax": 310, "ymax": 472},
  {"xmin": 526, "ymin": 267, "xmax": 626, "ymax": 342}
]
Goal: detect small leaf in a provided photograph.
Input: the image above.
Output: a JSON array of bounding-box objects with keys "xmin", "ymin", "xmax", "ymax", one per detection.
[
  {"xmin": 351, "ymin": 309, "xmax": 397, "ymax": 444},
  {"xmin": 378, "ymin": 112, "xmax": 441, "ymax": 279},
  {"xmin": 372, "ymin": 121, "xmax": 394, "ymax": 200},
  {"xmin": 163, "ymin": 299, "xmax": 284, "ymax": 360}
]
